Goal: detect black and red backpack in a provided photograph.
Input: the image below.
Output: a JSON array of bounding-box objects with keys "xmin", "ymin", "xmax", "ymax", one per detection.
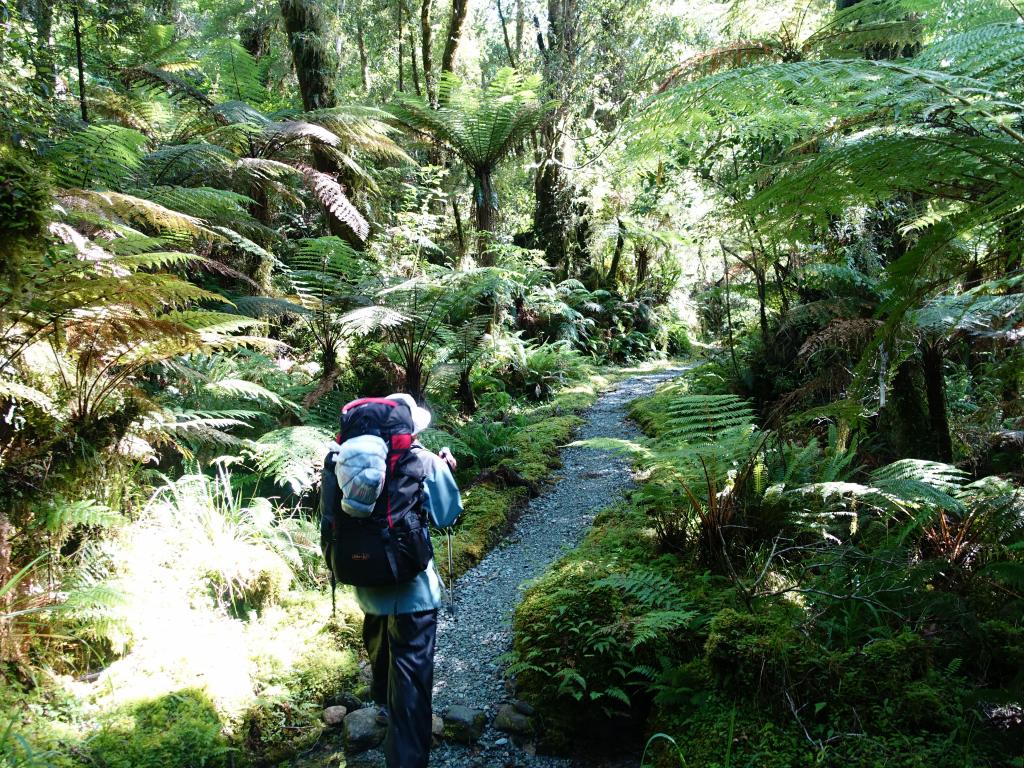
[{"xmin": 319, "ymin": 398, "xmax": 434, "ymax": 588}]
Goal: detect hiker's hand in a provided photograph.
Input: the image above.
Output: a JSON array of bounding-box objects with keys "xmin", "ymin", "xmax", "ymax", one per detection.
[{"xmin": 439, "ymin": 447, "xmax": 457, "ymax": 470}]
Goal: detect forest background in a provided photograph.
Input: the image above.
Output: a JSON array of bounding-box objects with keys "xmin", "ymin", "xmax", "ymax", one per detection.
[{"xmin": 1, "ymin": 0, "xmax": 1023, "ymax": 765}]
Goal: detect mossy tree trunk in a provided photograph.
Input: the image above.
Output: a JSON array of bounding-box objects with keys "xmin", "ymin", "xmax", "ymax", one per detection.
[
  {"xmin": 532, "ymin": 0, "xmax": 589, "ymax": 277},
  {"xmin": 880, "ymin": 357, "xmax": 940, "ymax": 461},
  {"xmin": 280, "ymin": 0, "xmax": 366, "ymax": 247},
  {"xmin": 440, "ymin": 0, "xmax": 469, "ymax": 78},
  {"xmin": 280, "ymin": 0, "xmax": 338, "ymax": 112}
]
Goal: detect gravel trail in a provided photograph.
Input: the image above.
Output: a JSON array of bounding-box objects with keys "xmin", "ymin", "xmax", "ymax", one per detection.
[
  {"xmin": 426, "ymin": 369, "xmax": 683, "ymax": 768},
  {"xmin": 336, "ymin": 369, "xmax": 684, "ymax": 768}
]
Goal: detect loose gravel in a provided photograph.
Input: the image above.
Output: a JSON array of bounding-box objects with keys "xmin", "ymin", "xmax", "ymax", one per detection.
[{"xmin": 344, "ymin": 369, "xmax": 684, "ymax": 768}]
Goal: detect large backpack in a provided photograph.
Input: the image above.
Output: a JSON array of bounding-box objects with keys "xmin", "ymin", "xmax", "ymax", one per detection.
[{"xmin": 319, "ymin": 397, "xmax": 434, "ymax": 588}]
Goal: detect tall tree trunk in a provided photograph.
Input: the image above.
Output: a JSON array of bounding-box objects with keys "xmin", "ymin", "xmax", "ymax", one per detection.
[
  {"xmin": 29, "ymin": 0, "xmax": 55, "ymax": 98},
  {"xmin": 441, "ymin": 0, "xmax": 469, "ymax": 76},
  {"xmin": 605, "ymin": 218, "xmax": 624, "ymax": 288},
  {"xmin": 421, "ymin": 0, "xmax": 435, "ymax": 103},
  {"xmin": 281, "ymin": 0, "xmax": 366, "ymax": 246},
  {"xmin": 515, "ymin": 0, "xmax": 524, "ymax": 60},
  {"xmin": 452, "ymin": 195, "xmax": 466, "ymax": 258},
  {"xmin": 72, "ymin": 7, "xmax": 88, "ymax": 123},
  {"xmin": 356, "ymin": 17, "xmax": 370, "ymax": 91},
  {"xmin": 280, "ymin": 0, "xmax": 338, "ymax": 111},
  {"xmin": 754, "ymin": 268, "xmax": 768, "ymax": 338},
  {"xmin": 397, "ymin": 0, "xmax": 405, "ymax": 92},
  {"xmin": 474, "ymin": 167, "xmax": 498, "ymax": 265},
  {"xmin": 496, "ymin": 0, "xmax": 517, "ymax": 66},
  {"xmin": 922, "ymin": 341, "xmax": 953, "ymax": 462},
  {"xmin": 773, "ymin": 260, "xmax": 790, "ymax": 314},
  {"xmin": 408, "ymin": 11, "xmax": 421, "ymax": 95},
  {"xmin": 532, "ymin": 0, "xmax": 587, "ymax": 275}
]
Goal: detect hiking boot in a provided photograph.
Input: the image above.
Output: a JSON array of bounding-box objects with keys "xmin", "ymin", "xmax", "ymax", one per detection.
[{"xmin": 375, "ymin": 706, "xmax": 389, "ymax": 725}]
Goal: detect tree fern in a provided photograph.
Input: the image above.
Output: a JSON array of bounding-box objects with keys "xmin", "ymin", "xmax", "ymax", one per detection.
[
  {"xmin": 202, "ymin": 39, "xmax": 265, "ymax": 105},
  {"xmin": 50, "ymin": 125, "xmax": 149, "ymax": 191}
]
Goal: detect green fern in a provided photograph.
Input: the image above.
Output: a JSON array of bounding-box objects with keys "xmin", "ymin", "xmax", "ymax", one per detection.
[
  {"xmin": 50, "ymin": 125, "xmax": 149, "ymax": 191},
  {"xmin": 246, "ymin": 426, "xmax": 334, "ymax": 495},
  {"xmin": 597, "ymin": 569, "xmax": 687, "ymax": 611}
]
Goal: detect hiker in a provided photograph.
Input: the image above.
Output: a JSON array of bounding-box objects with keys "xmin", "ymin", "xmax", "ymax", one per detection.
[{"xmin": 321, "ymin": 392, "xmax": 461, "ymax": 768}]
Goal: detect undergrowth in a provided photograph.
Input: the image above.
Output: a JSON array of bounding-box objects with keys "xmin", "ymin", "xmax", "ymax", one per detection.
[
  {"xmin": 510, "ymin": 374, "xmax": 1024, "ymax": 766},
  {"xmin": 0, "ymin": 365, "xmax": 625, "ymax": 767}
]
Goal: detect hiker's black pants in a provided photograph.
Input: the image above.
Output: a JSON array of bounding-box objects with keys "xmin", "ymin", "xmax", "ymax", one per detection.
[{"xmin": 363, "ymin": 609, "xmax": 437, "ymax": 768}]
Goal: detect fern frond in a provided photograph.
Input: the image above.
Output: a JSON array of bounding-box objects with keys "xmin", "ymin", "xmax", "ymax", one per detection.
[
  {"xmin": 203, "ymin": 39, "xmax": 265, "ymax": 104},
  {"xmin": 50, "ymin": 125, "xmax": 149, "ymax": 190},
  {"xmin": 43, "ymin": 499, "xmax": 120, "ymax": 532},
  {"xmin": 60, "ymin": 190, "xmax": 218, "ymax": 241},
  {"xmin": 296, "ymin": 164, "xmax": 369, "ymax": 241},
  {"xmin": 390, "ymin": 68, "xmax": 554, "ymax": 168},
  {"xmin": 598, "ymin": 569, "xmax": 687, "ymax": 610},
  {"xmin": 247, "ymin": 426, "xmax": 333, "ymax": 494}
]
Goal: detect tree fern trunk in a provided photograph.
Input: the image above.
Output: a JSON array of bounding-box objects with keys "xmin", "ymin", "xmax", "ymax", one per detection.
[
  {"xmin": 880, "ymin": 358, "xmax": 935, "ymax": 461},
  {"xmin": 605, "ymin": 218, "xmax": 624, "ymax": 288},
  {"xmin": 475, "ymin": 167, "xmax": 499, "ymax": 265},
  {"xmin": 635, "ymin": 241, "xmax": 650, "ymax": 293},
  {"xmin": 405, "ymin": 358, "xmax": 424, "ymax": 403},
  {"xmin": 458, "ymin": 367, "xmax": 476, "ymax": 413}
]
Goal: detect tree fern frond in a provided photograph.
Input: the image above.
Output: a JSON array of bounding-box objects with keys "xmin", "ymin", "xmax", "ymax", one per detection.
[
  {"xmin": 296, "ymin": 164, "xmax": 370, "ymax": 241},
  {"xmin": 122, "ymin": 65, "xmax": 214, "ymax": 111},
  {"xmin": 246, "ymin": 426, "xmax": 334, "ymax": 494},
  {"xmin": 204, "ymin": 378, "xmax": 300, "ymax": 412},
  {"xmin": 141, "ymin": 143, "xmax": 236, "ymax": 187},
  {"xmin": 60, "ymin": 190, "xmax": 217, "ymax": 241},
  {"xmin": 50, "ymin": 125, "xmax": 149, "ymax": 190},
  {"xmin": 390, "ymin": 68, "xmax": 554, "ymax": 168},
  {"xmin": 340, "ymin": 305, "xmax": 411, "ymax": 334},
  {"xmin": 203, "ymin": 39, "xmax": 264, "ymax": 105}
]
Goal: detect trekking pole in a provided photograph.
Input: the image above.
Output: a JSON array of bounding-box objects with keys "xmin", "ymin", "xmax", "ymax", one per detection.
[
  {"xmin": 330, "ymin": 571, "xmax": 336, "ymax": 617},
  {"xmin": 446, "ymin": 527, "xmax": 456, "ymax": 620}
]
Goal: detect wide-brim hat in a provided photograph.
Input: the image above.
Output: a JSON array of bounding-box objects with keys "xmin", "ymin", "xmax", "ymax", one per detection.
[{"xmin": 386, "ymin": 393, "xmax": 432, "ymax": 434}]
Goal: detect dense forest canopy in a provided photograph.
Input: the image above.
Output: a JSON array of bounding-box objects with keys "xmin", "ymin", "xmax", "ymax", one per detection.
[{"xmin": 2, "ymin": 0, "xmax": 1024, "ymax": 765}]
